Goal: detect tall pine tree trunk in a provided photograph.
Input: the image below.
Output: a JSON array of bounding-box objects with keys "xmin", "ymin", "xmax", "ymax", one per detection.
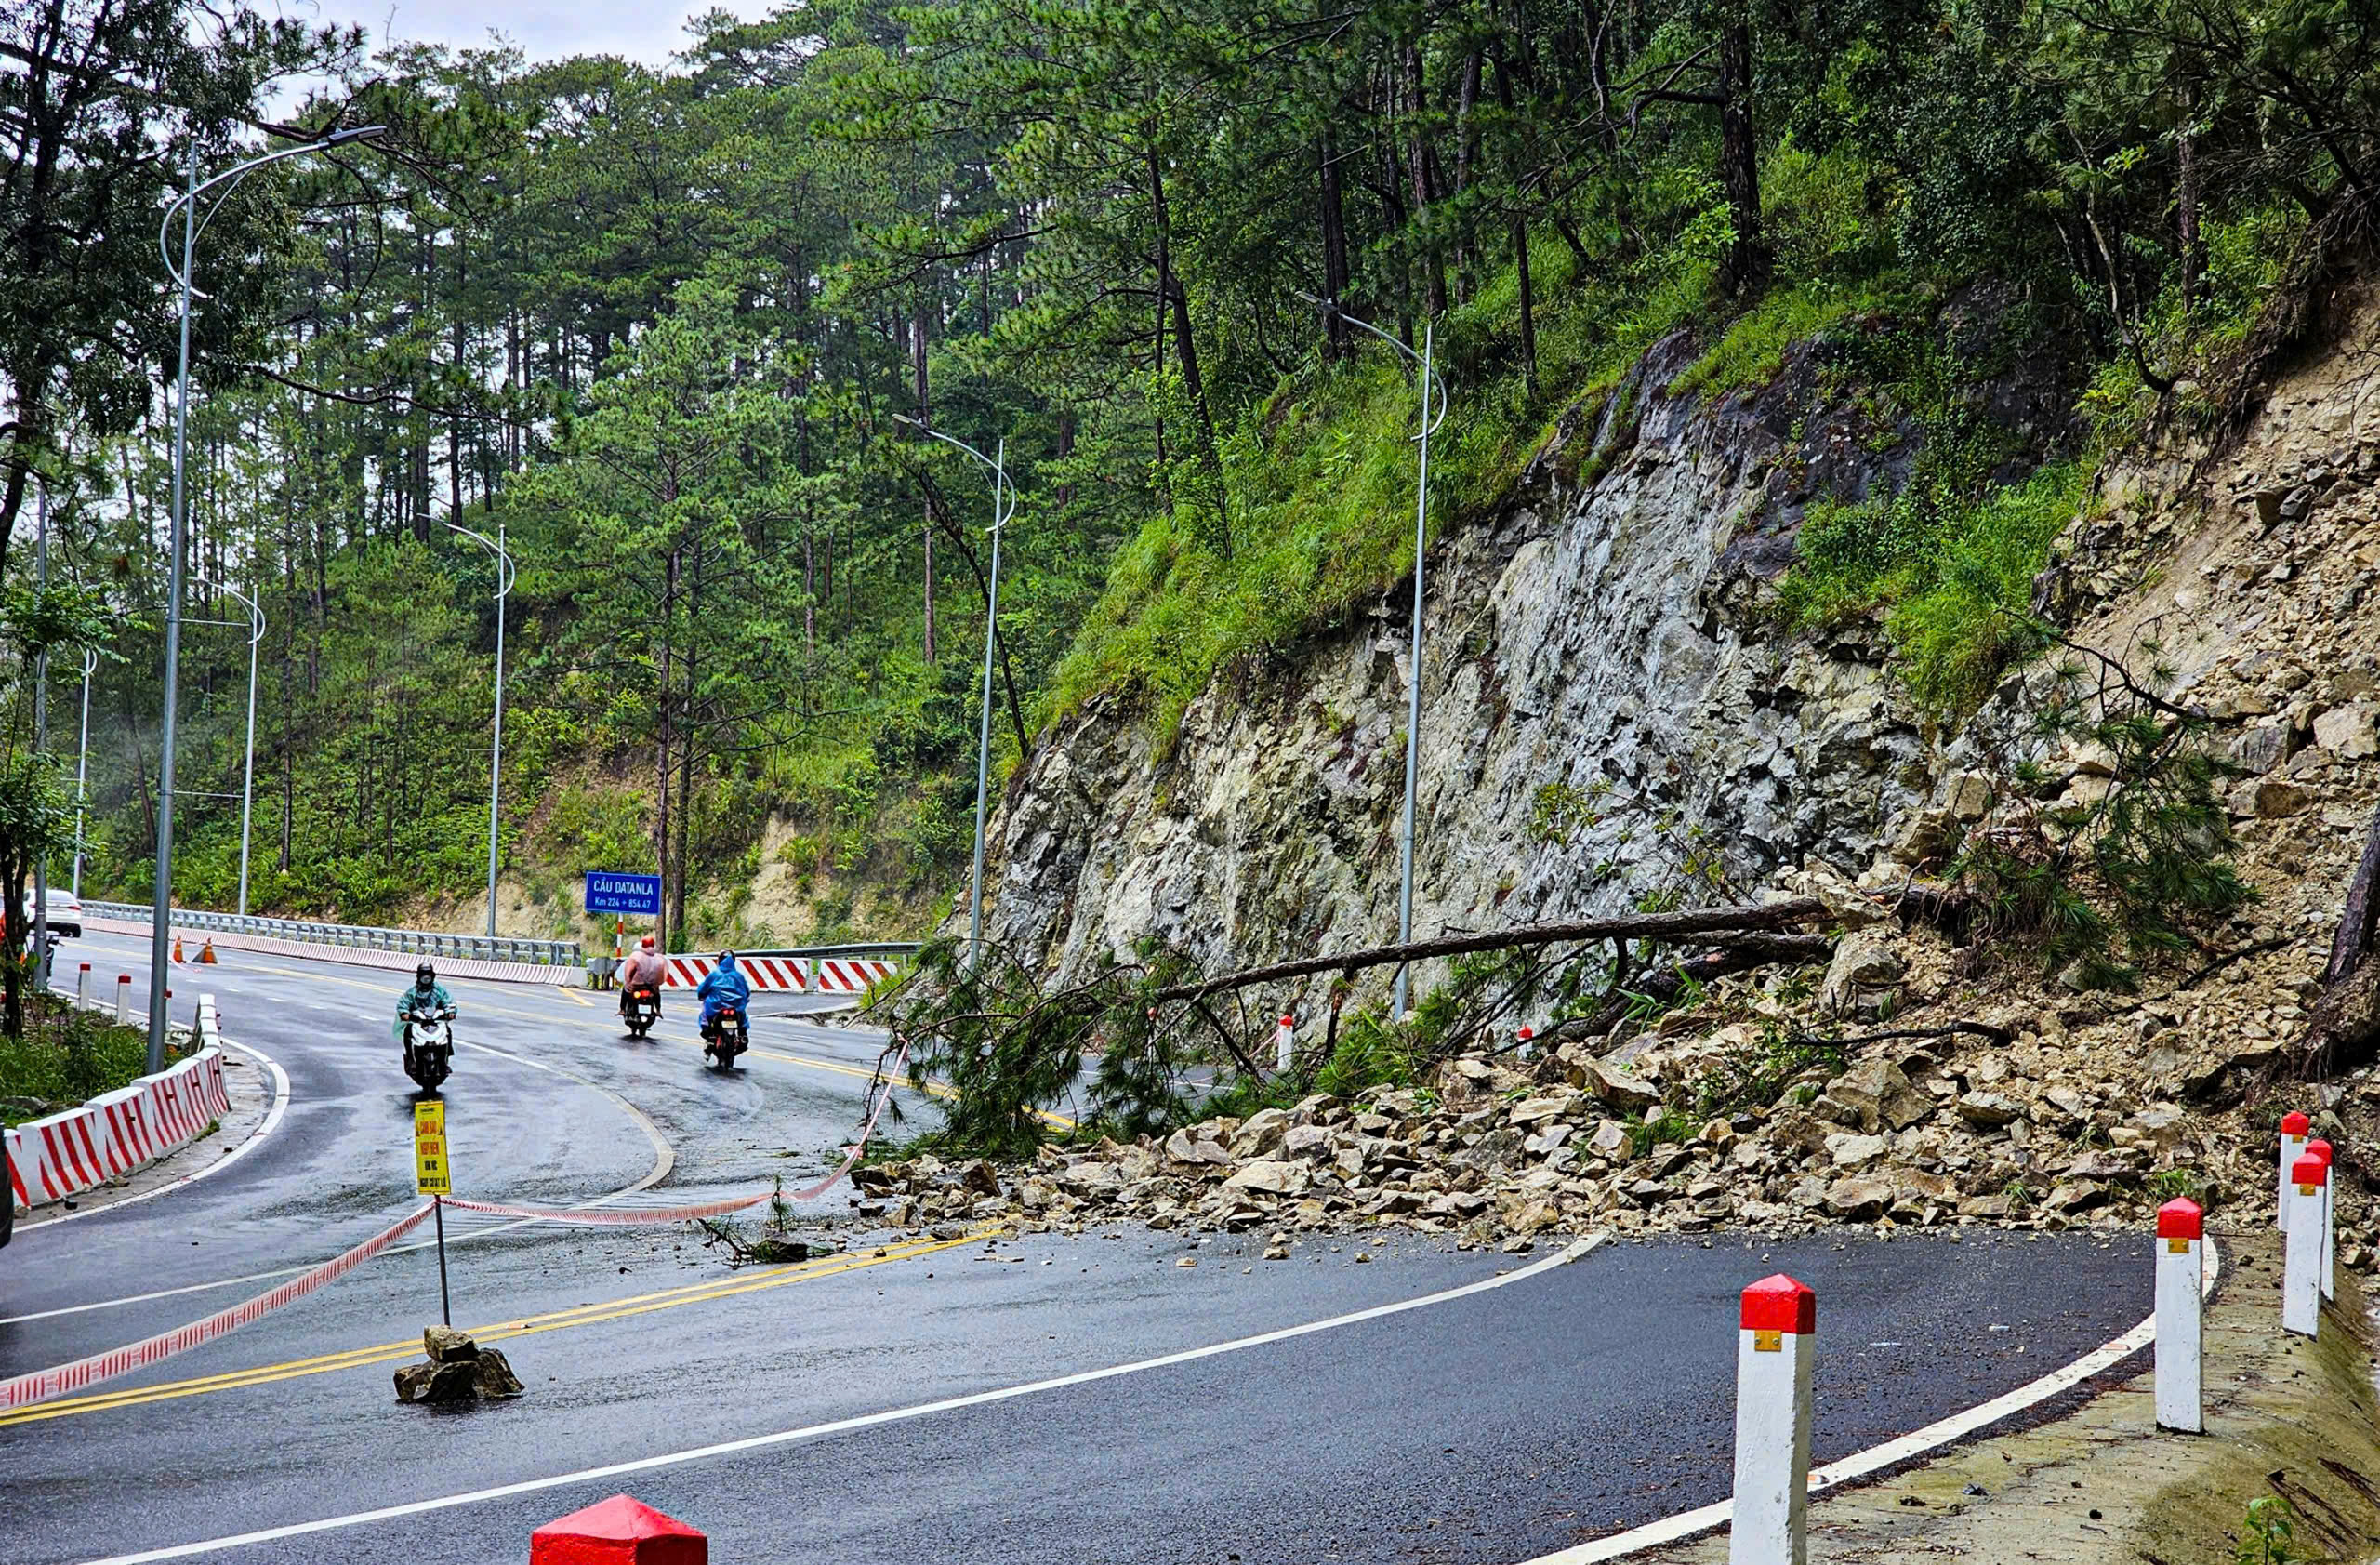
[
  {"xmin": 1319, "ymin": 135, "xmax": 1352, "ymax": 361},
  {"xmin": 1717, "ymin": 22, "xmax": 1770, "ymax": 297}
]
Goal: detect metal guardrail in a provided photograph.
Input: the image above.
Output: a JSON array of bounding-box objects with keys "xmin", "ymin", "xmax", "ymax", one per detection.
[{"xmin": 83, "ymin": 900, "xmax": 583, "ymax": 968}]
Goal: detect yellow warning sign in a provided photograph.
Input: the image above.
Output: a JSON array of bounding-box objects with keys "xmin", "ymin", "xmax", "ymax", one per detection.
[{"xmin": 414, "ymin": 1100, "xmax": 450, "ymax": 1196}]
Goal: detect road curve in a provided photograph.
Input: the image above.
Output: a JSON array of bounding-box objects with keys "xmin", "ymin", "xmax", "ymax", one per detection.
[{"xmin": 2, "ymin": 933, "xmax": 2156, "ymax": 1565}]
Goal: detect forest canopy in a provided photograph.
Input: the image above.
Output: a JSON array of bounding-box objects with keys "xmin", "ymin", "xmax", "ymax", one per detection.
[{"xmin": 1, "ymin": 0, "xmax": 2373, "ymax": 948}]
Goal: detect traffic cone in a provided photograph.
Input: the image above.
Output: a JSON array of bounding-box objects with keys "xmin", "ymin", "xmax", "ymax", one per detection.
[
  {"xmin": 198, "ymin": 939, "xmax": 218, "ymax": 964},
  {"xmin": 172, "ymin": 935, "xmax": 184, "ymax": 963}
]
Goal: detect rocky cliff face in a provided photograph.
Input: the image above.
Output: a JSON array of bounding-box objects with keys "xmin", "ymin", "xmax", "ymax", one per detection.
[{"xmin": 982, "ymin": 322, "xmax": 2065, "ymax": 997}]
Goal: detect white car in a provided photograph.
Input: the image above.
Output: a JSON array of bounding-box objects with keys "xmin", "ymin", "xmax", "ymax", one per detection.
[{"xmin": 35, "ymin": 889, "xmax": 80, "ymax": 940}]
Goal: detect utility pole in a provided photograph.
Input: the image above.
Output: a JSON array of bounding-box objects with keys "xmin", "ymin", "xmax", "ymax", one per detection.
[
  {"xmin": 1300, "ymin": 297, "xmax": 1446, "ymax": 1020},
  {"xmin": 447, "ymin": 521, "xmax": 513, "ymax": 937},
  {"xmin": 33, "ymin": 481, "xmax": 48, "ymax": 990},
  {"xmin": 149, "ymin": 124, "xmax": 389, "ymax": 1067},
  {"xmin": 894, "ymin": 416, "xmax": 1014, "ymax": 970}
]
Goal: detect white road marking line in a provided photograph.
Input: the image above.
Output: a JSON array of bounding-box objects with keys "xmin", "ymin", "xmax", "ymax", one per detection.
[
  {"xmin": 15, "ymin": 1040, "xmax": 291, "ymax": 1234},
  {"xmin": 75, "ymin": 1236, "xmax": 1607, "ymax": 1563},
  {"xmin": 1520, "ymin": 1234, "xmax": 2226, "ymax": 1563}
]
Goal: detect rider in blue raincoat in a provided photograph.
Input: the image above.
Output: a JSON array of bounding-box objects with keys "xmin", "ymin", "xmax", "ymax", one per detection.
[{"xmin": 695, "ymin": 950, "xmax": 749, "ymax": 1033}]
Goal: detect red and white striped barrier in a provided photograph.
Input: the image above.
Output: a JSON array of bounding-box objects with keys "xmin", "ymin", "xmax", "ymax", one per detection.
[
  {"xmin": 656, "ymin": 952, "xmax": 901, "ymax": 995},
  {"xmin": 2278, "ymin": 1111, "xmax": 2310, "ymax": 1226},
  {"xmin": 0, "ymin": 1200, "xmax": 435, "ymax": 1412},
  {"xmin": 7, "ymin": 1044, "xmax": 236, "ymax": 1214},
  {"xmin": 1730, "ymin": 1274, "xmax": 1816, "ymax": 1565},
  {"xmin": 2154, "ymin": 1198, "xmax": 2203, "ymax": 1432},
  {"xmin": 2284, "ymin": 1152, "xmax": 2328, "ymax": 1337}
]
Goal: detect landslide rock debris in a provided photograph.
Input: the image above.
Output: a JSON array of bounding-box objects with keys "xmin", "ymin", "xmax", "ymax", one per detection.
[{"xmin": 393, "ymin": 1327, "xmax": 523, "ymax": 1405}]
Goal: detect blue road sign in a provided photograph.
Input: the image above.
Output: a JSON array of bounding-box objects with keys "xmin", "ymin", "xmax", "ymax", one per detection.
[{"xmin": 584, "ymin": 871, "xmax": 662, "ymax": 916}]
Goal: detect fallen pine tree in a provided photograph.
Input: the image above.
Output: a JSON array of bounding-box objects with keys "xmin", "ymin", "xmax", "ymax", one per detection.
[{"xmin": 873, "ymin": 898, "xmax": 1838, "ymax": 1152}]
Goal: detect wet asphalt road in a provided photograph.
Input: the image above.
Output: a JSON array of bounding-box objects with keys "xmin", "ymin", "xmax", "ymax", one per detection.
[{"xmin": 2, "ymin": 932, "xmax": 2158, "ymax": 1565}]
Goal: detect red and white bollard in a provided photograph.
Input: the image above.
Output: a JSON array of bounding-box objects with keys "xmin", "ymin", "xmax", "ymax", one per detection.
[
  {"xmin": 2154, "ymin": 1198, "xmax": 2203, "ymax": 1432},
  {"xmin": 76, "ymin": 962, "xmax": 89, "ymax": 1006},
  {"xmin": 2284, "ymin": 1152, "xmax": 2328, "ymax": 1338},
  {"xmin": 1730, "ymin": 1273, "xmax": 1816, "ymax": 1565},
  {"xmin": 2307, "ymin": 1138, "xmax": 2336, "ymax": 1302},
  {"xmin": 1515, "ymin": 1025, "xmax": 1537, "ymax": 1060},
  {"xmin": 114, "ymin": 973, "xmax": 130, "ymax": 1023},
  {"xmin": 530, "ymin": 1493, "xmax": 706, "ymax": 1564},
  {"xmin": 1274, "ymin": 1014, "xmax": 1295, "ymax": 1073},
  {"xmin": 2279, "ymin": 1111, "xmax": 2310, "ymax": 1226}
]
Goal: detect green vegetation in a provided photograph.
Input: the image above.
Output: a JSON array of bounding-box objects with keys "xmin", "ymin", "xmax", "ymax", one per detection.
[
  {"xmin": 5, "ymin": 0, "xmax": 2376, "ymax": 1007},
  {"xmin": 2235, "ymin": 1495, "xmax": 2298, "ymax": 1565},
  {"xmin": 0, "ymin": 1001, "xmax": 159, "ymax": 1122}
]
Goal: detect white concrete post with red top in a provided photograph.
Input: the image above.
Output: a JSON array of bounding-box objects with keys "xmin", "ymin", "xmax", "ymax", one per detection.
[
  {"xmin": 2284, "ymin": 1152, "xmax": 2328, "ymax": 1338},
  {"xmin": 114, "ymin": 973, "xmax": 130, "ymax": 1023},
  {"xmin": 1730, "ymin": 1273, "xmax": 1816, "ymax": 1565},
  {"xmin": 2307, "ymin": 1138, "xmax": 2336, "ymax": 1301},
  {"xmin": 1274, "ymin": 1014, "xmax": 1295, "ymax": 1073},
  {"xmin": 1515, "ymin": 1025, "xmax": 1536, "ymax": 1059},
  {"xmin": 2279, "ymin": 1111, "xmax": 2310, "ymax": 1225},
  {"xmin": 2154, "ymin": 1197, "xmax": 2203, "ymax": 1432},
  {"xmin": 75, "ymin": 962, "xmax": 88, "ymax": 1005}
]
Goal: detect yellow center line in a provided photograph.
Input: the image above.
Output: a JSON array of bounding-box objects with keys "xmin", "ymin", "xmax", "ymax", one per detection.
[{"xmin": 0, "ymin": 1231, "xmax": 985, "ymax": 1427}]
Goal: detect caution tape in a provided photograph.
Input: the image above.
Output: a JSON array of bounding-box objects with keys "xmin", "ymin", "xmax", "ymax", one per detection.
[
  {"xmin": 441, "ymin": 1037, "xmax": 917, "ymax": 1222},
  {"xmin": 0, "ymin": 1040, "xmax": 923, "ymax": 1412},
  {"xmin": 0, "ymin": 1200, "xmax": 436, "ymax": 1412}
]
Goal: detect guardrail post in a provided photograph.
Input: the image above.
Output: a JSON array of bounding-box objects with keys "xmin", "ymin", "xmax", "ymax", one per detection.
[
  {"xmin": 2308, "ymin": 1138, "xmax": 2336, "ymax": 1301},
  {"xmin": 2279, "ymin": 1111, "xmax": 2309, "ymax": 1227},
  {"xmin": 2285, "ymin": 1153, "xmax": 2328, "ymax": 1337},
  {"xmin": 1730, "ymin": 1274, "xmax": 1815, "ymax": 1565},
  {"xmin": 2154, "ymin": 1198, "xmax": 2203, "ymax": 1433}
]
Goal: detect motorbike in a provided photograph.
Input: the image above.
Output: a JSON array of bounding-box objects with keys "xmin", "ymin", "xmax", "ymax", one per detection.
[
  {"xmin": 700, "ymin": 1005, "xmax": 747, "ymax": 1071},
  {"xmin": 403, "ymin": 1003, "xmax": 456, "ymax": 1092},
  {"xmin": 621, "ymin": 985, "xmax": 662, "ymax": 1039}
]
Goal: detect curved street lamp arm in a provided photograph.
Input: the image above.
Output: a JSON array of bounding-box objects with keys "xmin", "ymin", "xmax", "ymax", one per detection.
[
  {"xmin": 894, "ymin": 414, "xmax": 1016, "ymax": 535},
  {"xmin": 444, "ymin": 520, "xmax": 516, "ymax": 597},
  {"xmin": 158, "ymin": 126, "xmax": 390, "ymax": 286},
  {"xmin": 189, "ymin": 572, "xmax": 266, "ymax": 645},
  {"xmin": 1294, "ymin": 292, "xmax": 1450, "ymax": 440}
]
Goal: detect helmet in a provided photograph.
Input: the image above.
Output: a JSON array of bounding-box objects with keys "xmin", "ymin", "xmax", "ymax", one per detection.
[
  {"xmin": 416, "ymin": 962, "xmax": 436, "ymax": 985},
  {"xmin": 640, "ymin": 935, "xmax": 656, "ymax": 949}
]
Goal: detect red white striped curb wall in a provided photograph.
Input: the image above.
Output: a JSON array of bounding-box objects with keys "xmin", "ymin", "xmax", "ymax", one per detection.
[
  {"xmin": 656, "ymin": 952, "xmax": 900, "ymax": 994},
  {"xmin": 7, "ymin": 1046, "xmax": 235, "ymax": 1214},
  {"xmin": 0, "ymin": 1201, "xmax": 437, "ymax": 1412}
]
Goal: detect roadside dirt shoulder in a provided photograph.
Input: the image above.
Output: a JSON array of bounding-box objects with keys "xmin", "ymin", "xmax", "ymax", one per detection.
[{"xmin": 1633, "ymin": 1231, "xmax": 2380, "ymax": 1564}]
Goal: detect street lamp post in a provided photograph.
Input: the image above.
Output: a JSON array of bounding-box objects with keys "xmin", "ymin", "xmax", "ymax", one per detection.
[
  {"xmin": 192, "ymin": 573, "xmax": 264, "ymax": 914},
  {"xmin": 150, "ymin": 123, "xmax": 386, "ymax": 1067},
  {"xmin": 1305, "ymin": 298, "xmax": 1447, "ymax": 1021},
  {"xmin": 73, "ymin": 646, "xmax": 95, "ymax": 897},
  {"xmin": 894, "ymin": 415, "xmax": 1015, "ymax": 971},
  {"xmin": 446, "ymin": 521, "xmax": 513, "ymax": 937}
]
